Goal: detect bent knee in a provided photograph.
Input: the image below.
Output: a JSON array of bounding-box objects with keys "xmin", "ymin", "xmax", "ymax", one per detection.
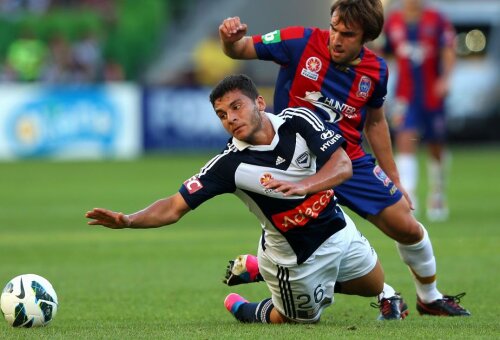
[
  {"xmin": 371, "ymin": 205, "xmax": 423, "ymax": 244},
  {"xmin": 393, "ymin": 218, "xmax": 423, "ymax": 244}
]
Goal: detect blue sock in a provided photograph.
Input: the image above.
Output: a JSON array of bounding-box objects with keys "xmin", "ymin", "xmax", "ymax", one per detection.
[
  {"xmin": 234, "ymin": 302, "xmax": 259, "ymax": 323},
  {"xmin": 234, "ymin": 298, "xmax": 274, "ymax": 323}
]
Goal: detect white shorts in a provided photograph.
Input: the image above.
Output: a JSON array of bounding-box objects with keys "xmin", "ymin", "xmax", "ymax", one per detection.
[{"xmin": 257, "ymin": 212, "xmax": 377, "ymax": 323}]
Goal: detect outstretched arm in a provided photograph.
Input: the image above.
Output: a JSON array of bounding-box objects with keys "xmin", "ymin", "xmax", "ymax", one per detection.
[
  {"xmin": 85, "ymin": 193, "xmax": 191, "ymax": 229},
  {"xmin": 364, "ymin": 106, "xmax": 413, "ymax": 209},
  {"xmin": 219, "ymin": 16, "xmax": 257, "ymax": 59},
  {"xmin": 264, "ymin": 147, "xmax": 352, "ymax": 197}
]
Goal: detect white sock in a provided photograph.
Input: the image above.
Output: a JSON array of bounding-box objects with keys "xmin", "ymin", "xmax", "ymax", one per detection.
[
  {"xmin": 378, "ymin": 283, "xmax": 397, "ymax": 301},
  {"xmin": 427, "ymin": 158, "xmax": 444, "ymax": 197},
  {"xmin": 396, "ymin": 153, "xmax": 418, "ymax": 206},
  {"xmin": 396, "ymin": 224, "xmax": 443, "ymax": 302}
]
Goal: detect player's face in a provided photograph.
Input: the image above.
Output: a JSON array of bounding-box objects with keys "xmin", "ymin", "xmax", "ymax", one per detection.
[
  {"xmin": 329, "ymin": 11, "xmax": 364, "ymax": 64},
  {"xmin": 213, "ymin": 89, "xmax": 266, "ymax": 143}
]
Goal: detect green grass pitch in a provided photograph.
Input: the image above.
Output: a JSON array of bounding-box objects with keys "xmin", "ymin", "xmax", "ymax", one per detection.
[{"xmin": 1, "ymin": 146, "xmax": 499, "ymax": 338}]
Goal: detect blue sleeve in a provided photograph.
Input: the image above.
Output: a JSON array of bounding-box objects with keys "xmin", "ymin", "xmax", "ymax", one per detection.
[
  {"xmin": 179, "ymin": 152, "xmax": 236, "ymax": 210},
  {"xmin": 253, "ymin": 26, "xmax": 310, "ymax": 65},
  {"xmin": 280, "ymin": 107, "xmax": 345, "ymax": 165},
  {"xmin": 367, "ymin": 58, "xmax": 389, "ymax": 108}
]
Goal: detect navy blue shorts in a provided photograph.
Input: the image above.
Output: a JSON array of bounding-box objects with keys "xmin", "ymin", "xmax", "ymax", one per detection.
[{"xmin": 335, "ymin": 155, "xmax": 402, "ymax": 218}]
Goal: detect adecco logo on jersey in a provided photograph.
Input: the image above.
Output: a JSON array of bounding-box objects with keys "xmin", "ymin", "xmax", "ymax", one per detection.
[{"xmin": 271, "ymin": 189, "xmax": 334, "ymax": 232}]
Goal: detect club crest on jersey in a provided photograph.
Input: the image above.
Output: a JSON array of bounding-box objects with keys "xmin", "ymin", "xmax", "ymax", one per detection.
[
  {"xmin": 296, "ymin": 152, "xmax": 311, "ymax": 169},
  {"xmin": 356, "ymin": 76, "xmax": 371, "ymax": 98},
  {"xmin": 301, "ymin": 57, "xmax": 321, "ymax": 81},
  {"xmin": 183, "ymin": 175, "xmax": 203, "ymax": 194},
  {"xmin": 373, "ymin": 166, "xmax": 391, "ymax": 187}
]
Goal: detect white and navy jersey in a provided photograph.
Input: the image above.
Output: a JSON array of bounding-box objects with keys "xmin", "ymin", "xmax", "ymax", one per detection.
[{"xmin": 179, "ymin": 108, "xmax": 346, "ymax": 265}]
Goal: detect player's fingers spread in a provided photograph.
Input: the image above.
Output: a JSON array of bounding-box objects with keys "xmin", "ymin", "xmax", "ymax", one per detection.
[
  {"xmin": 280, "ymin": 186, "xmax": 295, "ymax": 196},
  {"xmin": 270, "ymin": 184, "xmax": 291, "ymax": 195},
  {"xmin": 87, "ymin": 220, "xmax": 102, "ymax": 226},
  {"xmin": 88, "ymin": 211, "xmax": 107, "ymax": 220},
  {"xmin": 264, "ymin": 179, "xmax": 280, "ymax": 189},
  {"xmin": 92, "ymin": 208, "xmax": 111, "ymax": 217},
  {"xmin": 85, "ymin": 212, "xmax": 101, "ymax": 220}
]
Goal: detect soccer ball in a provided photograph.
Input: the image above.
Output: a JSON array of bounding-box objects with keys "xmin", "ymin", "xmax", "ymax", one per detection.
[{"xmin": 1, "ymin": 274, "xmax": 58, "ymax": 327}]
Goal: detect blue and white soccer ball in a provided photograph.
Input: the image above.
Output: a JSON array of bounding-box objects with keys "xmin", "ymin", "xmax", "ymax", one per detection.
[{"xmin": 0, "ymin": 274, "xmax": 58, "ymax": 327}]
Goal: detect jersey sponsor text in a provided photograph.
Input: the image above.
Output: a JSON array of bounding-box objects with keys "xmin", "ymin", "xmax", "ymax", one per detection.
[
  {"xmin": 271, "ymin": 189, "xmax": 334, "ymax": 232},
  {"xmin": 183, "ymin": 176, "xmax": 203, "ymax": 194}
]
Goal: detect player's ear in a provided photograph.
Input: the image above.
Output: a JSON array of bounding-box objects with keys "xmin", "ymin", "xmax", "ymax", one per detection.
[{"xmin": 256, "ymin": 95, "xmax": 266, "ymax": 112}]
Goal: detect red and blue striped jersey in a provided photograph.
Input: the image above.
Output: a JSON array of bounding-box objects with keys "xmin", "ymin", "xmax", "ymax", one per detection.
[
  {"xmin": 384, "ymin": 7, "xmax": 455, "ymax": 110},
  {"xmin": 252, "ymin": 27, "xmax": 389, "ymax": 160}
]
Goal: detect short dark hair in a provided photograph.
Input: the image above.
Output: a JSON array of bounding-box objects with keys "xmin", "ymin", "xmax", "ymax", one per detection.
[
  {"xmin": 209, "ymin": 74, "xmax": 259, "ymax": 106},
  {"xmin": 330, "ymin": 0, "xmax": 384, "ymax": 42}
]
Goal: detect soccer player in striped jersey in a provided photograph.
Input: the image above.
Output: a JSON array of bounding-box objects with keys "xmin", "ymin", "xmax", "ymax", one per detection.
[
  {"xmin": 218, "ymin": 0, "xmax": 469, "ymax": 318},
  {"xmin": 384, "ymin": 0, "xmax": 456, "ymax": 221},
  {"xmin": 86, "ymin": 74, "xmax": 386, "ymax": 324}
]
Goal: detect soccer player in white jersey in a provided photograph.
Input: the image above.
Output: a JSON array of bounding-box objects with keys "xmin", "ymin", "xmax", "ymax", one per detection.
[{"xmin": 86, "ymin": 74, "xmax": 385, "ymax": 324}]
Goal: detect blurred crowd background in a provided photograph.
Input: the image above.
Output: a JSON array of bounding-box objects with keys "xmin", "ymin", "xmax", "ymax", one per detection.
[
  {"xmin": 0, "ymin": 0, "xmax": 499, "ymax": 160},
  {"xmin": 0, "ymin": 0, "xmax": 165, "ymax": 83}
]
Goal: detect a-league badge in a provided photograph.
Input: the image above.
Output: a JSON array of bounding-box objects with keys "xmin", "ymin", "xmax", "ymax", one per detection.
[{"xmin": 301, "ymin": 56, "xmax": 322, "ymax": 81}]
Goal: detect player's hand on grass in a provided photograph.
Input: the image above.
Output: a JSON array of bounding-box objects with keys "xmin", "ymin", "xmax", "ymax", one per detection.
[
  {"xmin": 219, "ymin": 16, "xmax": 248, "ymax": 43},
  {"xmin": 86, "ymin": 208, "xmax": 131, "ymax": 229}
]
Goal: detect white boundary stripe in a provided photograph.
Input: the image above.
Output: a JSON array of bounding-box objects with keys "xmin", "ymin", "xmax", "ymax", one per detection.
[
  {"xmin": 198, "ymin": 143, "xmax": 237, "ymax": 177},
  {"xmin": 278, "ymin": 107, "xmax": 325, "ymax": 131},
  {"xmin": 277, "ymin": 265, "xmax": 296, "ymax": 319}
]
